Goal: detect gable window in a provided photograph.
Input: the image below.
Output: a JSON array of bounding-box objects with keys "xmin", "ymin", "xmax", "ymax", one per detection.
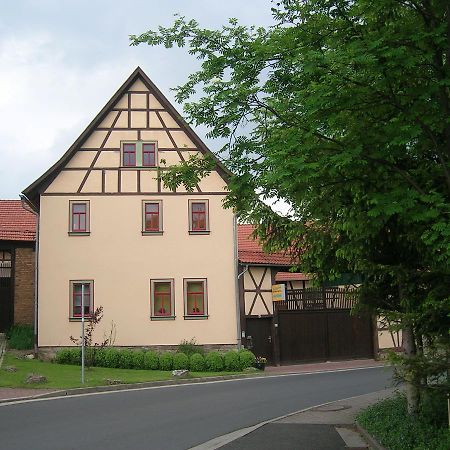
[
  {"xmin": 70, "ymin": 280, "xmax": 93, "ymax": 319},
  {"xmin": 142, "ymin": 200, "xmax": 163, "ymax": 234},
  {"xmin": 121, "ymin": 141, "xmax": 158, "ymax": 168},
  {"xmin": 123, "ymin": 143, "xmax": 136, "ymax": 167},
  {"xmin": 184, "ymin": 278, "xmax": 208, "ymax": 319},
  {"xmin": 142, "ymin": 143, "xmax": 156, "ymax": 167},
  {"xmin": 69, "ymin": 201, "xmax": 90, "ymax": 235},
  {"xmin": 188, "ymin": 200, "xmax": 209, "ymax": 234},
  {"xmin": 150, "ymin": 279, "xmax": 175, "ymax": 319}
]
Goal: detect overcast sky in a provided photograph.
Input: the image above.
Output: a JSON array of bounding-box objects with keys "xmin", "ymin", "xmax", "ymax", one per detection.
[{"xmin": 0, "ymin": 1, "xmax": 274, "ymax": 199}]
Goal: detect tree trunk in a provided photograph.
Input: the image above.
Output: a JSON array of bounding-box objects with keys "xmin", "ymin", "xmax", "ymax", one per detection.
[{"xmin": 403, "ymin": 325, "xmax": 419, "ymax": 415}]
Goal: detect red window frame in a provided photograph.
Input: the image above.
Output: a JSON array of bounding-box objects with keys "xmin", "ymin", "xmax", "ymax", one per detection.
[
  {"xmin": 72, "ymin": 282, "xmax": 92, "ymax": 318},
  {"xmin": 142, "ymin": 143, "xmax": 156, "ymax": 167},
  {"xmin": 186, "ymin": 281, "xmax": 205, "ymax": 316},
  {"xmin": 144, "ymin": 203, "xmax": 160, "ymax": 232},
  {"xmin": 153, "ymin": 282, "xmax": 172, "ymax": 317},
  {"xmin": 191, "ymin": 202, "xmax": 207, "ymax": 231},
  {"xmin": 71, "ymin": 203, "xmax": 87, "ymax": 232},
  {"xmin": 123, "ymin": 143, "xmax": 136, "ymax": 167}
]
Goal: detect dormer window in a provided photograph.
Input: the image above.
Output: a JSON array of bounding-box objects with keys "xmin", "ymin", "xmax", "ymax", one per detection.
[{"xmin": 121, "ymin": 141, "xmax": 157, "ymax": 168}]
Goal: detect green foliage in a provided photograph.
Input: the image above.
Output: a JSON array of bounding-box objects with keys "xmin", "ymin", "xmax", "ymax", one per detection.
[
  {"xmin": 189, "ymin": 353, "xmax": 205, "ymax": 371},
  {"xmin": 357, "ymin": 394, "xmax": 450, "ymax": 450},
  {"xmin": 55, "ymin": 348, "xmax": 81, "ymax": 365},
  {"xmin": 177, "ymin": 338, "xmax": 204, "ymax": 356},
  {"xmin": 143, "ymin": 351, "xmax": 159, "ymax": 370},
  {"xmin": 132, "ymin": 350, "xmax": 145, "ymax": 369},
  {"xmin": 205, "ymin": 351, "xmax": 224, "ymax": 372},
  {"xmin": 116, "ymin": 349, "xmax": 134, "ymax": 369},
  {"xmin": 132, "ymin": 0, "xmax": 450, "ymax": 412},
  {"xmin": 97, "ymin": 348, "xmax": 120, "ymax": 368},
  {"xmin": 159, "ymin": 352, "xmax": 174, "ymax": 371},
  {"xmin": 6, "ymin": 325, "xmax": 34, "ymax": 350},
  {"xmin": 224, "ymin": 351, "xmax": 241, "ymax": 371},
  {"xmin": 238, "ymin": 350, "xmax": 256, "ymax": 369},
  {"xmin": 173, "ymin": 352, "xmax": 189, "ymax": 370}
]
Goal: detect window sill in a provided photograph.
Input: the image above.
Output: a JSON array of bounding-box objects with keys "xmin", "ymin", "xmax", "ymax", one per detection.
[
  {"xmin": 68, "ymin": 231, "xmax": 90, "ymax": 236},
  {"xmin": 121, "ymin": 166, "xmax": 158, "ymax": 170},
  {"xmin": 183, "ymin": 315, "xmax": 209, "ymax": 320},
  {"xmin": 69, "ymin": 317, "xmax": 93, "ymax": 322},
  {"xmin": 150, "ymin": 316, "xmax": 176, "ymax": 321},
  {"xmin": 188, "ymin": 231, "xmax": 210, "ymax": 235},
  {"xmin": 142, "ymin": 231, "xmax": 163, "ymax": 236}
]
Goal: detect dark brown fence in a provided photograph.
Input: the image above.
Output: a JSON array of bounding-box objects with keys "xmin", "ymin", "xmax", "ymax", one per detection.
[{"xmin": 274, "ymin": 288, "xmax": 358, "ymax": 312}]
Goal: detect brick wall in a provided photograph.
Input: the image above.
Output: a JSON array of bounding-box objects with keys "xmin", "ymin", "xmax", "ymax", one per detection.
[{"xmin": 14, "ymin": 247, "xmax": 35, "ymax": 325}]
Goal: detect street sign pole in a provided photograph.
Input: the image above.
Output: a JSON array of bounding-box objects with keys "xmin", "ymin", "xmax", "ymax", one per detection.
[{"xmin": 81, "ymin": 284, "xmax": 85, "ymax": 384}]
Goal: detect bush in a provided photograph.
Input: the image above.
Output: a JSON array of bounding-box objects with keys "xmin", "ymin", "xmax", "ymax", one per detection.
[
  {"xmin": 143, "ymin": 351, "xmax": 160, "ymax": 370},
  {"xmin": 55, "ymin": 348, "xmax": 81, "ymax": 365},
  {"xmin": 159, "ymin": 352, "xmax": 174, "ymax": 371},
  {"xmin": 205, "ymin": 351, "xmax": 224, "ymax": 371},
  {"xmin": 357, "ymin": 393, "xmax": 450, "ymax": 450},
  {"xmin": 224, "ymin": 351, "xmax": 241, "ymax": 371},
  {"xmin": 97, "ymin": 348, "xmax": 120, "ymax": 368},
  {"xmin": 239, "ymin": 350, "xmax": 256, "ymax": 369},
  {"xmin": 177, "ymin": 338, "xmax": 204, "ymax": 356},
  {"xmin": 189, "ymin": 353, "xmax": 206, "ymax": 371},
  {"xmin": 132, "ymin": 351, "xmax": 145, "ymax": 369},
  {"xmin": 173, "ymin": 352, "xmax": 189, "ymax": 370},
  {"xmin": 117, "ymin": 349, "xmax": 135, "ymax": 369},
  {"xmin": 7, "ymin": 325, "xmax": 34, "ymax": 350}
]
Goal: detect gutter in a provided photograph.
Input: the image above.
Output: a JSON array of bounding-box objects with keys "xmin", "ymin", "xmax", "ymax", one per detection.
[
  {"xmin": 233, "ymin": 216, "xmax": 242, "ymax": 349},
  {"xmin": 20, "ymin": 194, "xmax": 39, "ymax": 358}
]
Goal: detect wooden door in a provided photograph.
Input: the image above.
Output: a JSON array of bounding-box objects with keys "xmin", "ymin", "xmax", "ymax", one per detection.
[{"xmin": 246, "ymin": 317, "xmax": 273, "ymax": 364}]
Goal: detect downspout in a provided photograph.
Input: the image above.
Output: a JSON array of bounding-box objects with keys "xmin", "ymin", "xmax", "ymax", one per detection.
[
  {"xmin": 20, "ymin": 194, "xmax": 39, "ymax": 358},
  {"xmin": 233, "ymin": 215, "xmax": 246, "ymax": 350}
]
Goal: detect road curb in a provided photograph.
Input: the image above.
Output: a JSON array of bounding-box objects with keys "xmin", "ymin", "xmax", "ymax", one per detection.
[
  {"xmin": 355, "ymin": 423, "xmax": 387, "ymax": 450},
  {"xmin": 0, "ymin": 373, "xmax": 263, "ymax": 404}
]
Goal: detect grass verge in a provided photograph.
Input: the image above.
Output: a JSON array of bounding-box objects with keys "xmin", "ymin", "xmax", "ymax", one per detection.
[
  {"xmin": 0, "ymin": 353, "xmax": 243, "ymax": 390},
  {"xmin": 356, "ymin": 393, "xmax": 450, "ymax": 450}
]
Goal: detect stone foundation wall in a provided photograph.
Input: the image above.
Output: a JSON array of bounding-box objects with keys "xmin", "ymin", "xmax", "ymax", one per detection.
[
  {"xmin": 14, "ymin": 247, "xmax": 35, "ymax": 326},
  {"xmin": 38, "ymin": 343, "xmax": 238, "ymax": 360}
]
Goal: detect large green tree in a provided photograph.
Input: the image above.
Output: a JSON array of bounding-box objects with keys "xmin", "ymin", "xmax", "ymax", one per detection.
[{"xmin": 131, "ymin": 0, "xmax": 450, "ymax": 413}]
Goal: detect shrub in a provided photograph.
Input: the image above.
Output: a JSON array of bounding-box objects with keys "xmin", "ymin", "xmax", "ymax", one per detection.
[
  {"xmin": 143, "ymin": 351, "xmax": 160, "ymax": 370},
  {"xmin": 205, "ymin": 351, "xmax": 224, "ymax": 371},
  {"xmin": 7, "ymin": 325, "xmax": 34, "ymax": 350},
  {"xmin": 189, "ymin": 353, "xmax": 205, "ymax": 371},
  {"xmin": 117, "ymin": 349, "xmax": 135, "ymax": 369},
  {"xmin": 98, "ymin": 348, "xmax": 120, "ymax": 368},
  {"xmin": 159, "ymin": 352, "xmax": 174, "ymax": 371},
  {"xmin": 224, "ymin": 351, "xmax": 241, "ymax": 371},
  {"xmin": 173, "ymin": 352, "xmax": 189, "ymax": 370},
  {"xmin": 55, "ymin": 348, "xmax": 75, "ymax": 365},
  {"xmin": 177, "ymin": 338, "xmax": 204, "ymax": 356},
  {"xmin": 239, "ymin": 350, "xmax": 256, "ymax": 369},
  {"xmin": 132, "ymin": 351, "xmax": 145, "ymax": 369}
]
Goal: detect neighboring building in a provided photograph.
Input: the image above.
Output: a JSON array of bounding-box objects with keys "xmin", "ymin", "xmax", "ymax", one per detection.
[
  {"xmin": 0, "ymin": 200, "xmax": 36, "ymax": 331},
  {"xmin": 22, "ymin": 67, "xmax": 238, "ymax": 352}
]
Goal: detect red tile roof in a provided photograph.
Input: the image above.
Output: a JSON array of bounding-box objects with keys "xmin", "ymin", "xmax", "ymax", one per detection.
[
  {"xmin": 275, "ymin": 272, "xmax": 311, "ymax": 282},
  {"xmin": 0, "ymin": 200, "xmax": 36, "ymax": 242},
  {"xmin": 238, "ymin": 224, "xmax": 293, "ymax": 266}
]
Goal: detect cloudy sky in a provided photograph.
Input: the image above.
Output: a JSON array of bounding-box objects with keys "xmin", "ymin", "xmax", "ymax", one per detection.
[{"xmin": 0, "ymin": 1, "xmax": 274, "ymax": 199}]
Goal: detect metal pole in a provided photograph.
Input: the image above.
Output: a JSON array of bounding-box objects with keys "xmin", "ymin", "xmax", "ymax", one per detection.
[{"xmin": 81, "ymin": 284, "xmax": 85, "ymax": 384}]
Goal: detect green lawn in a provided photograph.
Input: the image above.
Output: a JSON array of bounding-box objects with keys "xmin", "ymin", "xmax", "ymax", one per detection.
[{"xmin": 0, "ymin": 353, "xmax": 243, "ymax": 390}]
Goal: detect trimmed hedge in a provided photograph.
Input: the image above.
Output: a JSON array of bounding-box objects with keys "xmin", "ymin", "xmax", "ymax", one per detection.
[{"xmin": 54, "ymin": 347, "xmax": 256, "ymax": 372}]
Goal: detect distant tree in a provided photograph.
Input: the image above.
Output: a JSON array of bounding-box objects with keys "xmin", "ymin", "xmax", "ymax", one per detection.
[{"xmin": 131, "ymin": 0, "xmax": 450, "ymax": 414}]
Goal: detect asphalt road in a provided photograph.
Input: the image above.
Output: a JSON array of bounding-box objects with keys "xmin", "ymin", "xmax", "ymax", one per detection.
[{"xmin": 0, "ymin": 367, "xmax": 392, "ymax": 450}]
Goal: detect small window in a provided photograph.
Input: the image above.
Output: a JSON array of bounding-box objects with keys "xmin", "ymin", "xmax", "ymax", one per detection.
[
  {"xmin": 184, "ymin": 278, "xmax": 208, "ymax": 319},
  {"xmin": 70, "ymin": 280, "xmax": 93, "ymax": 319},
  {"xmin": 188, "ymin": 200, "xmax": 209, "ymax": 234},
  {"xmin": 150, "ymin": 279, "xmax": 175, "ymax": 319},
  {"xmin": 142, "ymin": 143, "xmax": 156, "ymax": 167},
  {"xmin": 123, "ymin": 143, "xmax": 136, "ymax": 167},
  {"xmin": 142, "ymin": 200, "xmax": 163, "ymax": 234},
  {"xmin": 69, "ymin": 201, "xmax": 90, "ymax": 235},
  {"xmin": 0, "ymin": 251, "xmax": 12, "ymax": 278}
]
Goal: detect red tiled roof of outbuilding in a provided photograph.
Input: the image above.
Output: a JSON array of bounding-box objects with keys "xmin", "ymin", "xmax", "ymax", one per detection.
[
  {"xmin": 0, "ymin": 200, "xmax": 36, "ymax": 242},
  {"xmin": 237, "ymin": 224, "xmax": 293, "ymax": 266}
]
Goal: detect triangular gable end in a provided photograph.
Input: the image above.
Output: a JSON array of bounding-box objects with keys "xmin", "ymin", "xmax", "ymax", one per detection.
[{"xmin": 22, "ymin": 67, "xmax": 231, "ymax": 207}]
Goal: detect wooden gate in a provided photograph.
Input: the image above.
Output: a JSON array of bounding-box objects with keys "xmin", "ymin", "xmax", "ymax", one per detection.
[
  {"xmin": 246, "ymin": 317, "xmax": 273, "ymax": 364},
  {"xmin": 0, "ymin": 250, "xmax": 13, "ymax": 332},
  {"xmin": 274, "ymin": 288, "xmax": 373, "ymax": 364}
]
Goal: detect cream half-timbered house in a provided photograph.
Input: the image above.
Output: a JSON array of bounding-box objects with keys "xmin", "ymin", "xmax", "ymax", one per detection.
[{"xmin": 22, "ymin": 67, "xmax": 238, "ymax": 351}]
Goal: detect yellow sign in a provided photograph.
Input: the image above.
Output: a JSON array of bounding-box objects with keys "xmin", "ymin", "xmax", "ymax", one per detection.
[{"xmin": 272, "ymin": 284, "xmax": 286, "ymax": 302}]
